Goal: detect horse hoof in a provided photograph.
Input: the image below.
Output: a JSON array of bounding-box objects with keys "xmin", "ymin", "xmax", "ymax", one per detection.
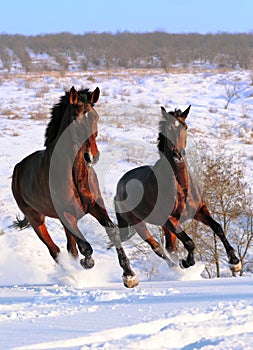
[
  {"xmin": 123, "ymin": 274, "xmax": 139, "ymax": 288},
  {"xmin": 80, "ymin": 257, "xmax": 95, "ymax": 269},
  {"xmin": 179, "ymin": 259, "xmax": 195, "ymax": 269},
  {"xmin": 229, "ymin": 261, "xmax": 242, "ymax": 273},
  {"xmin": 179, "ymin": 259, "xmax": 188, "ymax": 269}
]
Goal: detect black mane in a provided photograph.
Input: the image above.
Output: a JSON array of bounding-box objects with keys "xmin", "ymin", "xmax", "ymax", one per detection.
[
  {"xmin": 157, "ymin": 109, "xmax": 182, "ymax": 154},
  {"xmin": 44, "ymin": 89, "xmax": 93, "ymax": 147}
]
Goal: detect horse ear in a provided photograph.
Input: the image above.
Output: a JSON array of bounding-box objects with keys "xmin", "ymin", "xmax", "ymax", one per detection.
[
  {"xmin": 69, "ymin": 86, "xmax": 78, "ymax": 104},
  {"xmin": 91, "ymin": 87, "xmax": 100, "ymax": 104},
  {"xmin": 181, "ymin": 105, "xmax": 191, "ymax": 119},
  {"xmin": 161, "ymin": 106, "xmax": 167, "ymax": 117}
]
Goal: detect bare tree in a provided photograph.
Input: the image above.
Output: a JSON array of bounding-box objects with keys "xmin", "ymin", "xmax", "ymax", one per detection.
[
  {"xmin": 221, "ymin": 79, "xmax": 240, "ymax": 109},
  {"xmin": 187, "ymin": 143, "xmax": 252, "ymax": 277},
  {"xmin": 231, "ymin": 207, "xmax": 253, "ymax": 275}
]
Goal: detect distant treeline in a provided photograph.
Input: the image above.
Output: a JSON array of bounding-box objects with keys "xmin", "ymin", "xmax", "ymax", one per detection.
[{"xmin": 0, "ymin": 32, "xmax": 253, "ymax": 72}]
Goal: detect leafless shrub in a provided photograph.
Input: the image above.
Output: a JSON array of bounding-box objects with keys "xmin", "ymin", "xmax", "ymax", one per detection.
[
  {"xmin": 187, "ymin": 142, "xmax": 252, "ymax": 277},
  {"xmin": 34, "ymin": 84, "xmax": 50, "ymax": 98},
  {"xmin": 221, "ymin": 79, "xmax": 240, "ymax": 109}
]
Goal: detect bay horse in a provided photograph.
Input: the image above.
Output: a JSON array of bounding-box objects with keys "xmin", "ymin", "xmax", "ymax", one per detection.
[
  {"xmin": 114, "ymin": 106, "xmax": 241, "ymax": 273},
  {"xmin": 12, "ymin": 86, "xmax": 138, "ymax": 288}
]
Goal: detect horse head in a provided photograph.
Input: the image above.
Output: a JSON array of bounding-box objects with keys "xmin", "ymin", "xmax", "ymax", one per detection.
[
  {"xmin": 44, "ymin": 86, "xmax": 100, "ymax": 166},
  {"xmin": 69, "ymin": 86, "xmax": 100, "ymax": 165},
  {"xmin": 159, "ymin": 105, "xmax": 191, "ymax": 163}
]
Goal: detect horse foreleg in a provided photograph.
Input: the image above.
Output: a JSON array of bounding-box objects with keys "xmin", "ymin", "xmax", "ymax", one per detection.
[
  {"xmin": 194, "ymin": 205, "xmax": 241, "ymax": 273},
  {"xmin": 89, "ymin": 203, "xmax": 138, "ymax": 288},
  {"xmin": 62, "ymin": 213, "xmax": 95, "ymax": 269},
  {"xmin": 165, "ymin": 218, "xmax": 195, "ymax": 268}
]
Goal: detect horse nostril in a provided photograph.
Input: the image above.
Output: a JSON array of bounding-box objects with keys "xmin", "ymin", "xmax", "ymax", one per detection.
[
  {"xmin": 173, "ymin": 149, "xmax": 180, "ymax": 158},
  {"xmin": 172, "ymin": 149, "xmax": 182, "ymax": 162},
  {"xmin": 84, "ymin": 153, "xmax": 92, "ymax": 164}
]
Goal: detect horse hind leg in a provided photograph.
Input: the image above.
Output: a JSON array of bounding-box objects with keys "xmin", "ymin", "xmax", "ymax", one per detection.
[
  {"xmin": 194, "ymin": 205, "xmax": 242, "ymax": 273},
  {"xmin": 12, "ymin": 192, "xmax": 60, "ymax": 262},
  {"xmin": 63, "ymin": 227, "xmax": 79, "ymax": 260},
  {"xmin": 32, "ymin": 220, "xmax": 61, "ymax": 262},
  {"xmin": 15, "ymin": 210, "xmax": 60, "ymax": 262},
  {"xmin": 164, "ymin": 218, "xmax": 195, "ymax": 268},
  {"xmin": 161, "ymin": 225, "xmax": 179, "ymax": 265},
  {"xmin": 133, "ymin": 221, "xmax": 171, "ymax": 262},
  {"xmin": 162, "ymin": 225, "xmax": 177, "ymax": 252}
]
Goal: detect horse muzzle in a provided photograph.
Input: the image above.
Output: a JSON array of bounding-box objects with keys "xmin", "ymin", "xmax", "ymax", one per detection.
[
  {"xmin": 172, "ymin": 149, "xmax": 184, "ymax": 163},
  {"xmin": 84, "ymin": 151, "xmax": 100, "ymax": 166},
  {"xmin": 93, "ymin": 151, "xmax": 100, "ymax": 164}
]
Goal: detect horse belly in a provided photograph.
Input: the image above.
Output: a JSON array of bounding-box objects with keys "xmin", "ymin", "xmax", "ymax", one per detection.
[{"xmin": 115, "ymin": 166, "xmax": 176, "ymax": 226}]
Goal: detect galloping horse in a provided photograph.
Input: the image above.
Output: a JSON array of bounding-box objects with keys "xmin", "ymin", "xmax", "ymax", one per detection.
[
  {"xmin": 12, "ymin": 87, "xmax": 137, "ymax": 288},
  {"xmin": 114, "ymin": 106, "xmax": 241, "ymax": 273}
]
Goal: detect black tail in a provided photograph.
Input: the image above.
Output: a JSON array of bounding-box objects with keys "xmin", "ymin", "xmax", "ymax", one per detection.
[{"xmin": 12, "ymin": 215, "xmax": 30, "ymax": 230}]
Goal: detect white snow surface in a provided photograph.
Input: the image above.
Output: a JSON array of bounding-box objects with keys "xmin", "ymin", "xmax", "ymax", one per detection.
[{"xmin": 0, "ymin": 69, "xmax": 253, "ymax": 349}]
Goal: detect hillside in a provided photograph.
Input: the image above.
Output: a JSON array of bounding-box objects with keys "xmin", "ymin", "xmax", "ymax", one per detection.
[{"xmin": 1, "ymin": 32, "xmax": 253, "ymax": 72}]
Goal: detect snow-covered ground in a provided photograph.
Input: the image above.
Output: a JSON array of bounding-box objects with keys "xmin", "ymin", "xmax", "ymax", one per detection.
[
  {"xmin": 1, "ymin": 277, "xmax": 253, "ymax": 350},
  {"xmin": 0, "ymin": 69, "xmax": 253, "ymax": 349}
]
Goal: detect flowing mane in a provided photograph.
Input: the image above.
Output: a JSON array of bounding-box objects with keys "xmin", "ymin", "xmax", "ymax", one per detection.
[
  {"xmin": 44, "ymin": 89, "xmax": 93, "ymax": 147},
  {"xmin": 157, "ymin": 109, "xmax": 182, "ymax": 154}
]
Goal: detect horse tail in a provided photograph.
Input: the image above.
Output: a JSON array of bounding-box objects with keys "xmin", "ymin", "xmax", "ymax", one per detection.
[{"xmin": 12, "ymin": 215, "xmax": 30, "ymax": 230}]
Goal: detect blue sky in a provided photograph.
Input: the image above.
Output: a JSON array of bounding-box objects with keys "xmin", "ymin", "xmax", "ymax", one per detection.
[{"xmin": 1, "ymin": 0, "xmax": 252, "ymax": 35}]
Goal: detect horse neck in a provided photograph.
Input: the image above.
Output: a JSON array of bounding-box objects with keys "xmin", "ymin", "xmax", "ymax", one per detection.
[{"xmin": 171, "ymin": 158, "xmax": 188, "ymax": 191}]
